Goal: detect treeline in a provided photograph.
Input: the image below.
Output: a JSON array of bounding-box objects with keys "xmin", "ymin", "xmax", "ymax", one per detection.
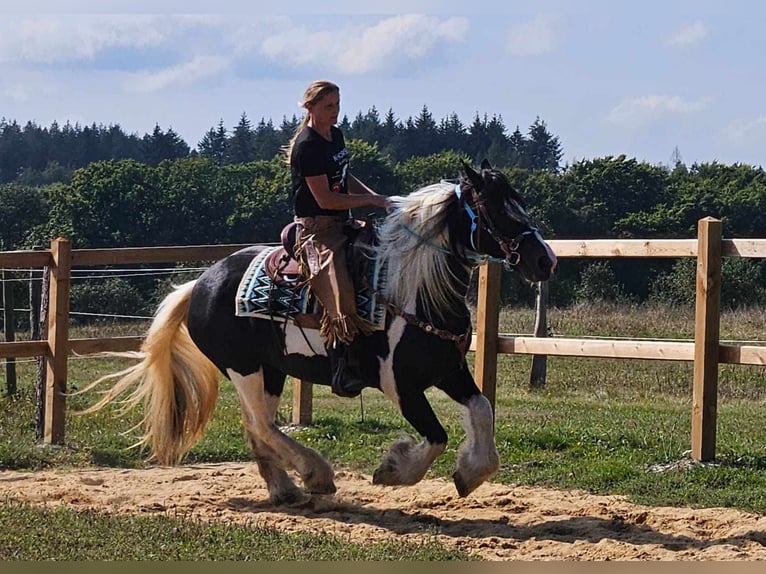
[
  {"xmin": 1, "ymin": 147, "xmax": 765, "ymax": 312},
  {"xmin": 0, "ymin": 107, "xmax": 562, "ymax": 185}
]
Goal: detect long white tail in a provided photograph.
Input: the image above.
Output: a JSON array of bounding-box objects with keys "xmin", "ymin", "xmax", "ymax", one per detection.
[{"xmin": 81, "ymin": 281, "xmax": 221, "ymax": 465}]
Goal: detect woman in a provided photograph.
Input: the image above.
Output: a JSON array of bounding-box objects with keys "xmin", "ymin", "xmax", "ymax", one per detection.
[{"xmin": 285, "ymin": 80, "xmax": 391, "ymax": 397}]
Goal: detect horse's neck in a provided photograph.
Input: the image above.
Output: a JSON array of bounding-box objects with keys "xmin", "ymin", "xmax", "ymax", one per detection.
[{"xmin": 417, "ymin": 257, "xmax": 472, "ymax": 329}]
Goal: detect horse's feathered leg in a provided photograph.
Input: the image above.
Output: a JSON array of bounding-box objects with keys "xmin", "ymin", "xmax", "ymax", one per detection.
[
  {"xmin": 372, "ymin": 387, "xmax": 447, "ymax": 486},
  {"xmin": 234, "ymin": 366, "xmax": 306, "ymax": 505},
  {"xmin": 228, "ymin": 366, "xmax": 336, "ymax": 500},
  {"xmin": 436, "ymin": 366, "xmax": 500, "ymax": 497}
]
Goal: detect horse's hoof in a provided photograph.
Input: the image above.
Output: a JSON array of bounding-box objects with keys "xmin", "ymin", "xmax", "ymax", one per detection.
[
  {"xmin": 372, "ymin": 462, "xmax": 397, "ymax": 485},
  {"xmin": 308, "ymin": 482, "xmax": 337, "ymax": 495},
  {"xmin": 270, "ymin": 488, "xmax": 310, "ymax": 506},
  {"xmin": 452, "ymin": 471, "xmax": 478, "ymax": 497}
]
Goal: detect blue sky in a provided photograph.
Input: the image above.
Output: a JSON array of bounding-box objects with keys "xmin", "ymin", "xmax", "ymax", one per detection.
[{"xmin": 2, "ymin": 1, "xmax": 765, "ymax": 168}]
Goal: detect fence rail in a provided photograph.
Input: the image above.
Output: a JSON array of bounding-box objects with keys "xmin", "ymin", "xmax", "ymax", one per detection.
[{"xmin": 1, "ymin": 219, "xmax": 765, "ymax": 461}]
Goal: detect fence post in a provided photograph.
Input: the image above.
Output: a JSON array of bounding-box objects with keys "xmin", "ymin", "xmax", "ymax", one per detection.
[
  {"xmin": 474, "ymin": 261, "xmax": 501, "ymax": 410},
  {"xmin": 44, "ymin": 237, "xmax": 71, "ymax": 445},
  {"xmin": 292, "ymin": 379, "xmax": 313, "ymax": 425},
  {"xmin": 34, "ymin": 253, "xmax": 49, "ymax": 440},
  {"xmin": 529, "ymin": 280, "xmax": 549, "ymax": 388},
  {"xmin": 691, "ymin": 217, "xmax": 722, "ymax": 462},
  {"xmin": 3, "ymin": 268, "xmax": 16, "ymax": 396}
]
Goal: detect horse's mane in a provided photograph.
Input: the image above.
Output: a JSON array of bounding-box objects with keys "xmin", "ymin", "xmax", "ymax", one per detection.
[{"xmin": 374, "ymin": 182, "xmax": 468, "ymax": 321}]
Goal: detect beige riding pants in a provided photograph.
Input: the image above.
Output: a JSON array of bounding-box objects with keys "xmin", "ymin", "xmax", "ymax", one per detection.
[{"xmin": 294, "ymin": 215, "xmax": 372, "ymax": 348}]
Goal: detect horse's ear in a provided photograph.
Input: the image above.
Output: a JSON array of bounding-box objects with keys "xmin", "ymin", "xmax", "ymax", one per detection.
[
  {"xmin": 462, "ymin": 161, "xmax": 482, "ymax": 187},
  {"xmin": 480, "ymin": 158, "xmax": 492, "ymax": 171}
]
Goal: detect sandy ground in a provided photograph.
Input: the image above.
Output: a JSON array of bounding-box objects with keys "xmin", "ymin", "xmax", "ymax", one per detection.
[{"xmin": 2, "ymin": 461, "xmax": 766, "ymax": 561}]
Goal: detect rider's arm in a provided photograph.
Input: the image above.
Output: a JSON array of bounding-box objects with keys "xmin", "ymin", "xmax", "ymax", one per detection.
[{"xmin": 305, "ymin": 175, "xmax": 389, "ymax": 211}]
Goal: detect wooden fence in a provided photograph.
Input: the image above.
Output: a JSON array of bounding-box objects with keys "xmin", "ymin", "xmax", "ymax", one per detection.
[{"xmin": 1, "ymin": 217, "xmax": 765, "ymax": 461}]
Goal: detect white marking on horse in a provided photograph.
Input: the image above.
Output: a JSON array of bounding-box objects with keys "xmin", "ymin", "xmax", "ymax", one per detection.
[
  {"xmin": 378, "ymin": 315, "xmax": 406, "ymax": 407},
  {"xmin": 227, "ymin": 367, "xmax": 335, "ymax": 496},
  {"xmin": 378, "ymin": 291, "xmax": 416, "ymax": 408},
  {"xmin": 454, "ymin": 394, "xmax": 500, "ymax": 489},
  {"xmin": 536, "ymin": 230, "xmax": 558, "ymax": 269},
  {"xmin": 282, "ymin": 324, "xmax": 326, "ymax": 357}
]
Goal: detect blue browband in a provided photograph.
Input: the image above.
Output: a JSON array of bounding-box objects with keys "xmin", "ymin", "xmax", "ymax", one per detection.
[
  {"xmin": 454, "ymin": 183, "xmax": 480, "ymax": 252},
  {"xmin": 452, "ymin": 183, "xmax": 506, "ymax": 263}
]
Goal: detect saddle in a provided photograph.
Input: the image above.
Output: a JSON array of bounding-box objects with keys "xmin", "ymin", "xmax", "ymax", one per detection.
[
  {"xmin": 236, "ymin": 218, "xmax": 385, "ymax": 329},
  {"xmin": 263, "ymin": 219, "xmax": 376, "ymax": 287},
  {"xmin": 262, "ymin": 221, "xmax": 303, "ymax": 286}
]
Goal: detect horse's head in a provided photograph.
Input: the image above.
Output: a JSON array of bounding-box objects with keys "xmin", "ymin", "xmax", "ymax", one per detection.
[{"xmin": 458, "ymin": 159, "xmax": 556, "ymax": 282}]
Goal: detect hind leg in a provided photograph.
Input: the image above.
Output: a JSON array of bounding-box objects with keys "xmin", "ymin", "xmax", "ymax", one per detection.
[
  {"xmin": 228, "ymin": 366, "xmax": 336, "ymax": 499},
  {"xmin": 437, "ymin": 366, "xmax": 499, "ymax": 496},
  {"xmin": 239, "ymin": 387, "xmax": 306, "ymax": 505},
  {"xmin": 242, "ymin": 431, "xmax": 306, "ymax": 505}
]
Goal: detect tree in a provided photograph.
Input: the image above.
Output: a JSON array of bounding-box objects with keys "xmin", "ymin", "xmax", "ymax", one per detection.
[
  {"xmin": 140, "ymin": 125, "xmax": 190, "ymax": 167},
  {"xmin": 378, "ymin": 108, "xmax": 403, "ymax": 160},
  {"xmin": 525, "ymin": 117, "xmax": 563, "ymax": 172},
  {"xmin": 0, "ymin": 184, "xmax": 49, "ymax": 248},
  {"xmin": 197, "ymin": 120, "xmax": 228, "ymax": 165},
  {"xmin": 508, "ymin": 126, "xmax": 528, "ymax": 168},
  {"xmin": 349, "ymin": 107, "xmax": 382, "ymax": 144},
  {"xmin": 409, "ymin": 105, "xmax": 439, "ymax": 157},
  {"xmin": 394, "ymin": 149, "xmax": 470, "ymax": 193},
  {"xmin": 0, "ymin": 119, "xmax": 25, "ymax": 183},
  {"xmin": 346, "ymin": 139, "xmax": 396, "ymax": 198},
  {"xmin": 253, "ymin": 118, "xmax": 283, "ymax": 161},
  {"xmin": 438, "ymin": 113, "xmax": 467, "ymax": 156},
  {"xmin": 225, "ymin": 113, "xmax": 255, "ymax": 164}
]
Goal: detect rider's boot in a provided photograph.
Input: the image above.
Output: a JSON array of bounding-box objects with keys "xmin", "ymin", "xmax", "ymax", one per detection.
[{"xmin": 327, "ymin": 343, "xmax": 366, "ymax": 398}]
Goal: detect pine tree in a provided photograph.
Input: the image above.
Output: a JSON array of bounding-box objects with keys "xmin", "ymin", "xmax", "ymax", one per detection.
[
  {"xmin": 226, "ymin": 113, "xmax": 255, "ymax": 164},
  {"xmin": 253, "ymin": 118, "xmax": 282, "ymax": 161},
  {"xmin": 198, "ymin": 119, "xmax": 227, "ymax": 165},
  {"xmin": 526, "ymin": 117, "xmax": 563, "ymax": 172},
  {"xmin": 140, "ymin": 124, "xmax": 190, "ymax": 166}
]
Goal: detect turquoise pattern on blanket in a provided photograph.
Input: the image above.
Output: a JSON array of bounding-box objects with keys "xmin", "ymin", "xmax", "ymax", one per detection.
[{"xmin": 235, "ymin": 246, "xmax": 387, "ymax": 330}]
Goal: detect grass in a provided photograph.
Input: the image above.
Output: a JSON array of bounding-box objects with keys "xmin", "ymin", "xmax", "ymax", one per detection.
[
  {"xmin": 0, "ymin": 501, "xmax": 469, "ymax": 561},
  {"xmin": 2, "ymin": 302, "xmax": 766, "ymax": 559}
]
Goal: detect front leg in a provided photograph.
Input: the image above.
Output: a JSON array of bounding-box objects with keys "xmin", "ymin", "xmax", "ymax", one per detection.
[
  {"xmin": 373, "ymin": 388, "xmax": 447, "ymax": 486},
  {"xmin": 437, "ymin": 366, "xmax": 500, "ymax": 497}
]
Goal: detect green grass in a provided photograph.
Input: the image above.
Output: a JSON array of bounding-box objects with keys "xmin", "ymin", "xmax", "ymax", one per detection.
[
  {"xmin": 0, "ymin": 501, "xmax": 470, "ymax": 561},
  {"xmin": 2, "ymin": 303, "xmax": 766, "ymax": 558}
]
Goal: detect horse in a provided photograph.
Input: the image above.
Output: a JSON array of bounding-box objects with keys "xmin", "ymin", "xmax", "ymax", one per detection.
[{"xmin": 83, "ymin": 160, "xmax": 556, "ymax": 505}]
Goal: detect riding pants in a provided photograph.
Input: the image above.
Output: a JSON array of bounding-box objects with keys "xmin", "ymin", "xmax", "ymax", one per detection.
[{"xmin": 294, "ymin": 215, "xmax": 372, "ymax": 348}]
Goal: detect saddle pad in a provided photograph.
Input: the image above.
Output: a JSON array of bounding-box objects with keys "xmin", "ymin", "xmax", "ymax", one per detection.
[{"xmin": 235, "ymin": 245, "xmax": 387, "ymax": 330}]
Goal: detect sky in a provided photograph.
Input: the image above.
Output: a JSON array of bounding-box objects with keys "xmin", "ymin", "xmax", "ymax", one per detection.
[{"xmin": 2, "ymin": 0, "xmax": 765, "ymax": 168}]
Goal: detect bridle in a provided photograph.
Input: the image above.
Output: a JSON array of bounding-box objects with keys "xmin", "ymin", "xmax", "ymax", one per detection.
[{"xmin": 454, "ymin": 182, "xmax": 539, "ymax": 267}]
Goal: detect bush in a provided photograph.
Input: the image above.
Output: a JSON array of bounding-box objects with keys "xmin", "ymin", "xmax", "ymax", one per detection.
[
  {"xmin": 69, "ymin": 278, "xmax": 146, "ymax": 323},
  {"xmin": 650, "ymin": 258, "xmax": 766, "ymax": 309},
  {"xmin": 575, "ymin": 261, "xmax": 631, "ymax": 303}
]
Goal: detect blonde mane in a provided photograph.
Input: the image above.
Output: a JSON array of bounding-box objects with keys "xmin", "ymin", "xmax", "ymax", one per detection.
[{"xmin": 374, "ymin": 182, "xmax": 470, "ymax": 321}]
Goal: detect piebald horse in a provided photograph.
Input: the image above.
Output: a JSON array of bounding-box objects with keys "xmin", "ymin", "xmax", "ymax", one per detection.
[{"xmin": 85, "ymin": 160, "xmax": 556, "ymax": 504}]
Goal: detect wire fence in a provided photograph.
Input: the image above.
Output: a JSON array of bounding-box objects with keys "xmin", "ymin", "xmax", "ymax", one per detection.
[{"xmin": 1, "ymin": 265, "xmax": 208, "ymax": 323}]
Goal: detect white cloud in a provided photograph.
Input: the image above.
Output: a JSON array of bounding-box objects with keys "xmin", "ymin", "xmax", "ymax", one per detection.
[
  {"xmin": 608, "ymin": 94, "xmax": 710, "ymax": 128},
  {"xmin": 259, "ymin": 15, "xmax": 469, "ymax": 74},
  {"xmin": 725, "ymin": 116, "xmax": 766, "ymax": 143},
  {"xmin": 129, "ymin": 55, "xmax": 231, "ymax": 93},
  {"xmin": 0, "ymin": 16, "xmax": 167, "ymax": 63},
  {"xmin": 507, "ymin": 15, "xmax": 556, "ymax": 57},
  {"xmin": 668, "ymin": 20, "xmax": 708, "ymax": 47},
  {"xmin": 0, "ymin": 15, "xmax": 220, "ymax": 64}
]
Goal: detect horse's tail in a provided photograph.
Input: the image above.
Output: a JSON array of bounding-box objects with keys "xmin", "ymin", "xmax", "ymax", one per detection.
[{"xmin": 80, "ymin": 280, "xmax": 220, "ymax": 465}]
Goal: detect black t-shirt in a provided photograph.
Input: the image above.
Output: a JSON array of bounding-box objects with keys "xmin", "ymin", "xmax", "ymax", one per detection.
[{"xmin": 290, "ymin": 125, "xmax": 350, "ymax": 217}]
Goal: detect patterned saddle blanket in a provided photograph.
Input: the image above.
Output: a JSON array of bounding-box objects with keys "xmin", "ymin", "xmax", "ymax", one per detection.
[{"xmin": 235, "ymin": 245, "xmax": 387, "ymax": 329}]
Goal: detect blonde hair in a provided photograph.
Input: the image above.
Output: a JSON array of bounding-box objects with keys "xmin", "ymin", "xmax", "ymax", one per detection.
[{"xmin": 283, "ymin": 80, "xmax": 340, "ymax": 162}]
